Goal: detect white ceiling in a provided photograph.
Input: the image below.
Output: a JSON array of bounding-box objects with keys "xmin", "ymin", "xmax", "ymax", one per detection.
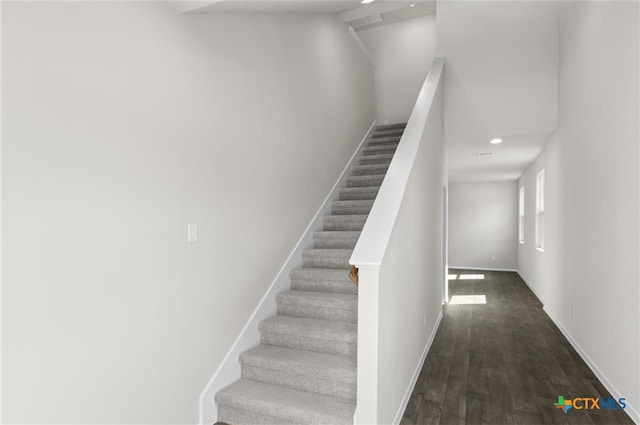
[
  {"xmin": 180, "ymin": 0, "xmax": 435, "ymax": 20},
  {"xmin": 191, "ymin": 1, "xmax": 363, "ymax": 14},
  {"xmin": 438, "ymin": 1, "xmax": 559, "ymax": 183},
  {"xmin": 447, "ymin": 132, "xmax": 553, "ymax": 183}
]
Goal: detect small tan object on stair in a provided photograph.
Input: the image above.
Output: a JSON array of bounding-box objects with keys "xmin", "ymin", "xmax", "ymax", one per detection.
[{"xmin": 348, "ymin": 265, "xmax": 359, "ymax": 286}]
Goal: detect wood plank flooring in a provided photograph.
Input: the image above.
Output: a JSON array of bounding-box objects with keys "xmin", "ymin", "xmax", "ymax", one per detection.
[{"xmin": 401, "ymin": 270, "xmax": 635, "ymax": 425}]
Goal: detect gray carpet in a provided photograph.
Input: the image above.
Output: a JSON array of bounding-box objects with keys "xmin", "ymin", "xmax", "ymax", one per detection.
[{"xmin": 215, "ymin": 123, "xmax": 406, "ymax": 425}]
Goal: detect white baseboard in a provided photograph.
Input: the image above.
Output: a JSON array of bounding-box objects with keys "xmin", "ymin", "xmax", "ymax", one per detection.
[
  {"xmin": 198, "ymin": 122, "xmax": 377, "ymax": 425},
  {"xmin": 449, "ymin": 266, "xmax": 518, "ymax": 272},
  {"xmin": 392, "ymin": 309, "xmax": 444, "ymax": 425},
  {"xmin": 543, "ymin": 306, "xmax": 639, "ymax": 425},
  {"xmin": 515, "ymin": 271, "xmax": 545, "ymax": 306}
]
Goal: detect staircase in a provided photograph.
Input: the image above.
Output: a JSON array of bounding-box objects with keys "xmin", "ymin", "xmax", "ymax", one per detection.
[{"xmin": 215, "ymin": 123, "xmax": 407, "ymax": 425}]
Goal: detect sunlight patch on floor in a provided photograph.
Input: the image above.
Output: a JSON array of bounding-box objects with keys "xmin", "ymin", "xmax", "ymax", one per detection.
[
  {"xmin": 449, "ymin": 295, "xmax": 487, "ymax": 305},
  {"xmin": 459, "ymin": 274, "xmax": 485, "ymax": 280}
]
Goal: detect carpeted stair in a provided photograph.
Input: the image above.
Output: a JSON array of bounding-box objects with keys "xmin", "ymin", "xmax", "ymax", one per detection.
[{"xmin": 215, "ymin": 123, "xmax": 406, "ymax": 425}]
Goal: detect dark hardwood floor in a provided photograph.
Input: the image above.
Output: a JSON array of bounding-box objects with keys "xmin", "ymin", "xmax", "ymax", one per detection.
[{"xmin": 401, "ymin": 270, "xmax": 635, "ymax": 425}]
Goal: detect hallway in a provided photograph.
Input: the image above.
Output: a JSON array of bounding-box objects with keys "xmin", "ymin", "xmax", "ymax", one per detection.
[{"xmin": 401, "ymin": 270, "xmax": 634, "ymax": 425}]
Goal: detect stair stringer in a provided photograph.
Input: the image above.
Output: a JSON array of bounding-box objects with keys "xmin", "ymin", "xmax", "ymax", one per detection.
[{"xmin": 198, "ymin": 121, "xmax": 376, "ymax": 425}]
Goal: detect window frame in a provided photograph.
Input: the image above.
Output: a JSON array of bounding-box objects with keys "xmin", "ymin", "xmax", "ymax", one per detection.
[
  {"xmin": 519, "ymin": 186, "xmax": 525, "ymax": 244},
  {"xmin": 535, "ymin": 170, "xmax": 545, "ymax": 251}
]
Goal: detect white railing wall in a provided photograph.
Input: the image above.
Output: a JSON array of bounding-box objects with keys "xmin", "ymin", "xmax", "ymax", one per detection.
[{"xmin": 351, "ymin": 57, "xmax": 446, "ymax": 425}]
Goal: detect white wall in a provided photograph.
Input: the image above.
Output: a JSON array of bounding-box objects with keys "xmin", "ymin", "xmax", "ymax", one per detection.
[
  {"xmin": 375, "ymin": 82, "xmax": 444, "ymax": 424},
  {"xmin": 448, "ymin": 181, "xmax": 518, "ymax": 270},
  {"xmin": 1, "ymin": 3, "xmax": 374, "ymax": 423},
  {"xmin": 357, "ymin": 14, "xmax": 436, "ymax": 125},
  {"xmin": 352, "ymin": 58, "xmax": 445, "ymax": 425},
  {"xmin": 517, "ymin": 133, "xmax": 559, "ymax": 303},
  {"xmin": 437, "ymin": 1, "xmax": 558, "ymax": 143},
  {"xmin": 519, "ymin": 2, "xmax": 639, "ymax": 422}
]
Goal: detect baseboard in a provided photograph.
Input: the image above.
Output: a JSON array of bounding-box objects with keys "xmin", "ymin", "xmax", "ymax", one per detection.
[
  {"xmin": 198, "ymin": 121, "xmax": 377, "ymax": 425},
  {"xmin": 515, "ymin": 271, "xmax": 545, "ymax": 306},
  {"xmin": 543, "ymin": 306, "xmax": 640, "ymax": 425},
  {"xmin": 392, "ymin": 308, "xmax": 444, "ymax": 425},
  {"xmin": 449, "ymin": 266, "xmax": 518, "ymax": 272}
]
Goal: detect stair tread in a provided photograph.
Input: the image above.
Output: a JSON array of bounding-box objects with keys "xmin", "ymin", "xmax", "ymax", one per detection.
[
  {"xmin": 372, "ymin": 128, "xmax": 404, "ymax": 137},
  {"xmin": 303, "ymin": 248, "xmax": 353, "ymax": 256},
  {"xmin": 345, "ymin": 174, "xmax": 386, "ymax": 188},
  {"xmin": 367, "ymin": 137, "xmax": 400, "ymax": 144},
  {"xmin": 332, "ymin": 199, "xmax": 375, "ymax": 206},
  {"xmin": 352, "ymin": 164, "xmax": 389, "ymax": 170},
  {"xmin": 340, "ymin": 186, "xmax": 379, "ymax": 193},
  {"xmin": 216, "ymin": 380, "xmax": 355, "ymax": 424},
  {"xmin": 289, "ymin": 268, "xmax": 356, "ymax": 295},
  {"xmin": 362, "ymin": 147, "xmax": 397, "ymax": 155},
  {"xmin": 324, "ymin": 214, "xmax": 368, "ymax": 220},
  {"xmin": 359, "ymin": 153, "xmax": 394, "ymax": 160},
  {"xmin": 377, "ymin": 123, "xmax": 406, "ymax": 131},
  {"xmin": 314, "ymin": 230, "xmax": 361, "ymax": 239},
  {"xmin": 240, "ymin": 345, "xmax": 356, "ymax": 382},
  {"xmin": 277, "ymin": 290, "xmax": 357, "ymax": 309},
  {"xmin": 260, "ymin": 315, "xmax": 357, "ymax": 342},
  {"xmin": 290, "ymin": 268, "xmax": 353, "ymax": 280}
]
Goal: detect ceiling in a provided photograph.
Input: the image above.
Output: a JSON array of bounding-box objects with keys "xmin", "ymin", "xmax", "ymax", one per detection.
[
  {"xmin": 173, "ymin": 0, "xmax": 558, "ymax": 183},
  {"xmin": 178, "ymin": 0, "xmax": 435, "ymax": 23},
  {"xmin": 438, "ymin": 1, "xmax": 559, "ymax": 182},
  {"xmin": 191, "ymin": 1, "xmax": 365, "ymax": 14}
]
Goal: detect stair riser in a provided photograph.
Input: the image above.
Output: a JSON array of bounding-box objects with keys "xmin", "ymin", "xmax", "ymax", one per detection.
[
  {"xmin": 290, "ymin": 278, "xmax": 357, "ymax": 295},
  {"xmin": 351, "ymin": 165, "xmax": 389, "ymax": 176},
  {"xmin": 371, "ymin": 130, "xmax": 404, "ymax": 139},
  {"xmin": 277, "ymin": 303, "xmax": 357, "ymax": 323},
  {"xmin": 241, "ymin": 365, "xmax": 356, "ymax": 401},
  {"xmin": 362, "ymin": 146, "xmax": 397, "ymax": 155},
  {"xmin": 357, "ymin": 156, "xmax": 393, "ymax": 166},
  {"xmin": 377, "ymin": 124, "xmax": 406, "ymax": 131},
  {"xmin": 260, "ymin": 332, "xmax": 357, "ymax": 357},
  {"xmin": 218, "ymin": 406, "xmax": 299, "ymax": 425},
  {"xmin": 331, "ymin": 204, "xmax": 372, "ymax": 215},
  {"xmin": 345, "ymin": 176, "xmax": 385, "ymax": 188},
  {"xmin": 338, "ymin": 190, "xmax": 379, "ymax": 201},
  {"xmin": 324, "ymin": 221, "xmax": 365, "ymax": 231},
  {"xmin": 303, "ymin": 256, "xmax": 350, "ymax": 269},
  {"xmin": 314, "ymin": 238, "xmax": 359, "ymax": 249}
]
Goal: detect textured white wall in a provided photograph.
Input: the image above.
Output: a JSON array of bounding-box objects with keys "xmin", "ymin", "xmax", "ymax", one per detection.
[
  {"xmin": 519, "ymin": 2, "xmax": 639, "ymax": 421},
  {"xmin": 357, "ymin": 14, "xmax": 436, "ymax": 125},
  {"xmin": 448, "ymin": 181, "xmax": 518, "ymax": 270},
  {"xmin": 1, "ymin": 3, "xmax": 374, "ymax": 423}
]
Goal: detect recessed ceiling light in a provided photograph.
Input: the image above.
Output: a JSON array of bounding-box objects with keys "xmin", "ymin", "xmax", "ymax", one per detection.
[
  {"xmin": 410, "ymin": 3, "xmax": 416, "ymax": 6},
  {"xmin": 490, "ymin": 138, "xmax": 503, "ymax": 145},
  {"xmin": 361, "ymin": 0, "xmax": 375, "ymax": 4}
]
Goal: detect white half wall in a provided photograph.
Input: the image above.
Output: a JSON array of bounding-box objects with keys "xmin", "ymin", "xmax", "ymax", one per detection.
[
  {"xmin": 448, "ymin": 181, "xmax": 518, "ymax": 270},
  {"xmin": 519, "ymin": 2, "xmax": 639, "ymax": 422},
  {"xmin": 352, "ymin": 58, "xmax": 446, "ymax": 425},
  {"xmin": 357, "ymin": 14, "xmax": 436, "ymax": 126},
  {"xmin": 1, "ymin": 3, "xmax": 375, "ymax": 423}
]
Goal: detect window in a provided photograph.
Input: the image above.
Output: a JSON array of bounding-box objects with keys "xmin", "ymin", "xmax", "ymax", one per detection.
[
  {"xmin": 519, "ymin": 186, "xmax": 525, "ymax": 244},
  {"xmin": 535, "ymin": 170, "xmax": 545, "ymax": 250}
]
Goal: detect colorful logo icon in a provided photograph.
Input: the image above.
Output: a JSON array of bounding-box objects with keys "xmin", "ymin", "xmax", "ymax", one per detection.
[
  {"xmin": 554, "ymin": 396, "xmax": 626, "ymax": 414},
  {"xmin": 555, "ymin": 396, "xmax": 572, "ymax": 413}
]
